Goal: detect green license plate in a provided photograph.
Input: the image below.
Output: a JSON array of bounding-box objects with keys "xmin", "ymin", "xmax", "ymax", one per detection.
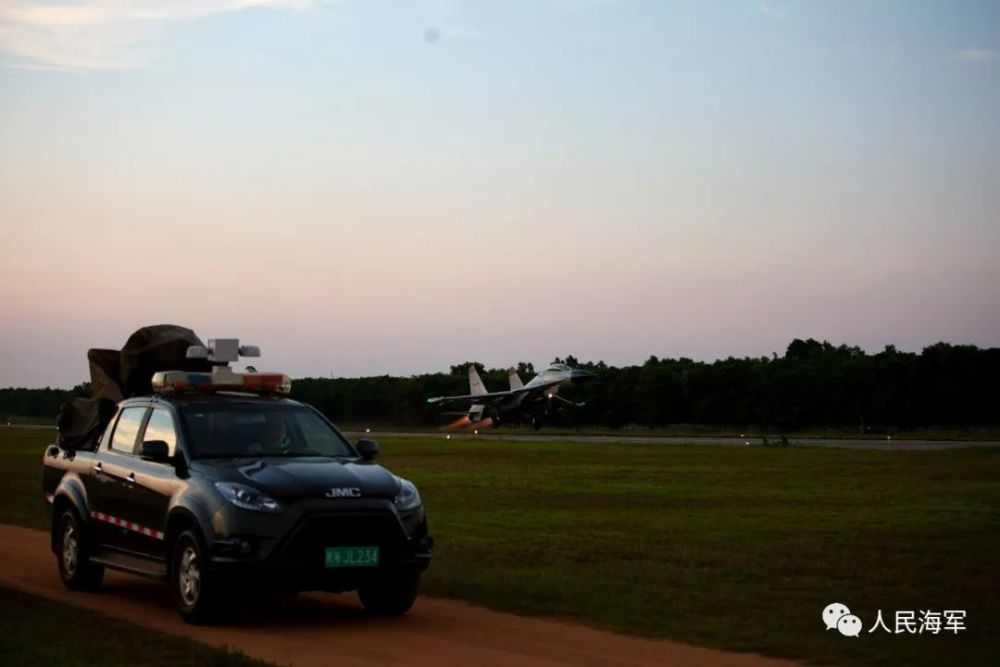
[{"xmin": 324, "ymin": 546, "xmax": 380, "ymax": 568}]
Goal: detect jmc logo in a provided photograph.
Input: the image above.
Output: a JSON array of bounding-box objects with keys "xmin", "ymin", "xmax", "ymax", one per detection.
[{"xmin": 325, "ymin": 487, "xmax": 362, "ymax": 498}]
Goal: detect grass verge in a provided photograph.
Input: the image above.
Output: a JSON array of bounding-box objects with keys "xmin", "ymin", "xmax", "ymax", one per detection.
[
  {"xmin": 0, "ymin": 585, "xmax": 267, "ymax": 666},
  {"xmin": 3, "ymin": 428, "xmax": 998, "ymax": 665}
]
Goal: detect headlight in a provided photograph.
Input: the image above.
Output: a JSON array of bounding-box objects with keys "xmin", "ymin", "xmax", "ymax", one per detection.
[
  {"xmin": 394, "ymin": 477, "xmax": 421, "ymax": 511},
  {"xmin": 214, "ymin": 482, "xmax": 282, "ymax": 513}
]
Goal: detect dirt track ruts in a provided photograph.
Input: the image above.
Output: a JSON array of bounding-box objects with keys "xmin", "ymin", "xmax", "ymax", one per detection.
[{"xmin": 0, "ymin": 524, "xmax": 798, "ymax": 666}]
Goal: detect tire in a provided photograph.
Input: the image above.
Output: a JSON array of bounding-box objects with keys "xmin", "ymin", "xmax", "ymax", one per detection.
[
  {"xmin": 54, "ymin": 508, "xmax": 104, "ymax": 591},
  {"xmin": 358, "ymin": 572, "xmax": 420, "ymax": 616},
  {"xmin": 170, "ymin": 529, "xmax": 222, "ymax": 625}
]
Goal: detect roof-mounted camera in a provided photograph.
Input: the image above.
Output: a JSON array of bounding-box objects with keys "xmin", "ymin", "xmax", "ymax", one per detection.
[{"xmin": 186, "ymin": 338, "xmax": 260, "ymax": 367}]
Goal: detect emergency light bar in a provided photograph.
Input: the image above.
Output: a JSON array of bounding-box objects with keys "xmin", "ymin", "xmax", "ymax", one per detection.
[{"xmin": 151, "ymin": 370, "xmax": 291, "ymax": 395}]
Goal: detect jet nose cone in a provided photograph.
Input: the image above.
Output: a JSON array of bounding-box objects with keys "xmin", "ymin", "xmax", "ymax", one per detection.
[{"xmin": 570, "ymin": 369, "xmax": 596, "ymax": 385}]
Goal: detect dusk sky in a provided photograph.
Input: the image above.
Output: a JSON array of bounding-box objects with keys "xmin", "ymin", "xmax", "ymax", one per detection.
[{"xmin": 1, "ymin": 0, "xmax": 999, "ymax": 388}]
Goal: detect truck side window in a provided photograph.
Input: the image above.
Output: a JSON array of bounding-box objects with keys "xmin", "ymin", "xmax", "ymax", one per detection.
[
  {"xmin": 96, "ymin": 419, "xmax": 114, "ymax": 450},
  {"xmin": 143, "ymin": 409, "xmax": 178, "ymax": 457},
  {"xmin": 110, "ymin": 407, "xmax": 146, "ymax": 454}
]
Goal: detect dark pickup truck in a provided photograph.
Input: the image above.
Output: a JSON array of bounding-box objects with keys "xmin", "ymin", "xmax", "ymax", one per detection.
[{"xmin": 42, "ymin": 391, "xmax": 432, "ymax": 624}]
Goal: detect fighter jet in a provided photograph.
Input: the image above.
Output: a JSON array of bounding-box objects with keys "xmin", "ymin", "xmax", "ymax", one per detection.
[{"xmin": 427, "ymin": 363, "xmax": 595, "ymax": 430}]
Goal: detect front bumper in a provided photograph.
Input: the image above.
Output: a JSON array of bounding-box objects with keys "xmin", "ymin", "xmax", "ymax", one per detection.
[{"xmin": 207, "ymin": 502, "xmax": 432, "ymax": 592}]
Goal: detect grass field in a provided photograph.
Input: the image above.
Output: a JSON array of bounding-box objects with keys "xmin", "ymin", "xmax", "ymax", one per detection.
[
  {"xmin": 2, "ymin": 428, "xmax": 998, "ymax": 666},
  {"xmin": 2, "ymin": 416, "xmax": 58, "ymax": 426},
  {"xmin": 0, "ymin": 585, "xmax": 265, "ymax": 666}
]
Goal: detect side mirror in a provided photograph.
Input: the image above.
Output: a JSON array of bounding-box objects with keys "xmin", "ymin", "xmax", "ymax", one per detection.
[
  {"xmin": 140, "ymin": 440, "xmax": 171, "ymax": 462},
  {"xmin": 356, "ymin": 439, "xmax": 379, "ymax": 462}
]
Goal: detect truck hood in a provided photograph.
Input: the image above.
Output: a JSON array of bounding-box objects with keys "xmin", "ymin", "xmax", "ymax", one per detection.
[{"xmin": 192, "ymin": 458, "xmax": 401, "ymax": 501}]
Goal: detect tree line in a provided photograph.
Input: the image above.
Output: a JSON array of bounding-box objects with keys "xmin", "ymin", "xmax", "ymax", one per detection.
[{"xmin": 2, "ymin": 340, "xmax": 998, "ymax": 431}]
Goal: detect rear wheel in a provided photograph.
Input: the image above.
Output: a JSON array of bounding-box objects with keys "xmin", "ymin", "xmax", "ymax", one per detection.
[
  {"xmin": 171, "ymin": 530, "xmax": 222, "ymax": 625},
  {"xmin": 54, "ymin": 509, "xmax": 104, "ymax": 591},
  {"xmin": 358, "ymin": 572, "xmax": 420, "ymax": 616}
]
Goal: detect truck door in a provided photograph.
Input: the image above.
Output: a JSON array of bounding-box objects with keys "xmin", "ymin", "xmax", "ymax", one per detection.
[
  {"xmin": 93, "ymin": 405, "xmax": 151, "ymax": 554},
  {"xmin": 125, "ymin": 407, "xmax": 183, "ymax": 558},
  {"xmin": 79, "ymin": 411, "xmax": 122, "ymax": 547}
]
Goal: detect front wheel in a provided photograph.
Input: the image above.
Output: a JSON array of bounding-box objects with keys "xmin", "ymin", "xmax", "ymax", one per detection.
[
  {"xmin": 170, "ymin": 530, "xmax": 222, "ymax": 625},
  {"xmin": 54, "ymin": 509, "xmax": 104, "ymax": 591},
  {"xmin": 357, "ymin": 572, "xmax": 420, "ymax": 616}
]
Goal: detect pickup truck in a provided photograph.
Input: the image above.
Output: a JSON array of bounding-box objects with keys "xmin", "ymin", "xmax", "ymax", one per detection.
[{"xmin": 42, "ymin": 389, "xmax": 432, "ymax": 624}]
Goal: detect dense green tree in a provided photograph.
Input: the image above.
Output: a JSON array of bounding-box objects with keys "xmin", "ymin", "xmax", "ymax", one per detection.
[{"xmin": 2, "ymin": 343, "xmax": 998, "ymax": 430}]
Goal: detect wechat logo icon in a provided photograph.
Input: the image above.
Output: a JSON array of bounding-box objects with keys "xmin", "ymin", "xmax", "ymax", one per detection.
[{"xmin": 823, "ymin": 602, "xmax": 861, "ymax": 637}]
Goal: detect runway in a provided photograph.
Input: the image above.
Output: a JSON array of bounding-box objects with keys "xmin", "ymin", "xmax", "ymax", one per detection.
[
  {"xmin": 346, "ymin": 430, "xmax": 1000, "ymax": 451},
  {"xmin": 7, "ymin": 423, "xmax": 995, "ymax": 451}
]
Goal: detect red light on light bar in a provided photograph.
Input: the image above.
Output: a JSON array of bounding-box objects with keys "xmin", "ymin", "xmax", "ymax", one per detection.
[
  {"xmin": 151, "ymin": 371, "xmax": 291, "ymax": 395},
  {"xmin": 240, "ymin": 373, "xmax": 291, "ymax": 394}
]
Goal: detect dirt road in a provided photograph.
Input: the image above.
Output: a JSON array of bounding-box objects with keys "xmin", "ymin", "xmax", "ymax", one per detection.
[{"xmin": 0, "ymin": 523, "xmax": 797, "ymax": 666}]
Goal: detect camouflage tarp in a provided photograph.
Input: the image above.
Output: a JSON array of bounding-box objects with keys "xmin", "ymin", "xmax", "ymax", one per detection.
[
  {"xmin": 87, "ymin": 348, "xmax": 123, "ymax": 403},
  {"xmin": 58, "ymin": 324, "xmax": 211, "ymax": 450},
  {"xmin": 56, "ymin": 397, "xmax": 118, "ymax": 451},
  {"xmin": 119, "ymin": 325, "xmax": 210, "ymax": 397}
]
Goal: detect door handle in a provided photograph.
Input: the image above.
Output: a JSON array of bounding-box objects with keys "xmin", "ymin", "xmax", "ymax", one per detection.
[
  {"xmin": 126, "ymin": 472, "xmax": 136, "ymax": 485},
  {"xmin": 93, "ymin": 462, "xmax": 103, "ymax": 475}
]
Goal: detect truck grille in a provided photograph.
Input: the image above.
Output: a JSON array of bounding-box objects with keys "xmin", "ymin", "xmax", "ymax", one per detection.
[{"xmin": 274, "ymin": 511, "xmax": 408, "ymax": 568}]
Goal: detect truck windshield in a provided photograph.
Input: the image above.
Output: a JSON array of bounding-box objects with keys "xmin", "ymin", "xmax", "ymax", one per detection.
[{"xmin": 178, "ymin": 403, "xmax": 356, "ymax": 459}]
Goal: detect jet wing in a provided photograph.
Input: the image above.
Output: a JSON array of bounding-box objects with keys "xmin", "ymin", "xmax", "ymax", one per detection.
[
  {"xmin": 427, "ymin": 390, "xmax": 516, "ymax": 406},
  {"xmin": 427, "ymin": 380, "xmax": 563, "ymax": 406}
]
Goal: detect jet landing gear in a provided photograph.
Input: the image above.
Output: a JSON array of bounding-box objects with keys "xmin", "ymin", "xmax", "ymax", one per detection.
[{"xmin": 531, "ymin": 417, "xmax": 543, "ymax": 431}]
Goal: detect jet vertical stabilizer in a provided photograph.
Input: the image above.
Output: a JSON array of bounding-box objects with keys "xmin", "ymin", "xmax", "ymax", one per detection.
[
  {"xmin": 508, "ymin": 367, "xmax": 524, "ymax": 391},
  {"xmin": 468, "ymin": 366, "xmax": 487, "ymax": 422},
  {"xmin": 469, "ymin": 366, "xmax": 488, "ymax": 396}
]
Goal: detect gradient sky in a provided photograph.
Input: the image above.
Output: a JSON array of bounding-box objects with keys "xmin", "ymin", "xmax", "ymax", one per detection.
[{"xmin": 2, "ymin": 0, "xmax": 999, "ymax": 388}]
